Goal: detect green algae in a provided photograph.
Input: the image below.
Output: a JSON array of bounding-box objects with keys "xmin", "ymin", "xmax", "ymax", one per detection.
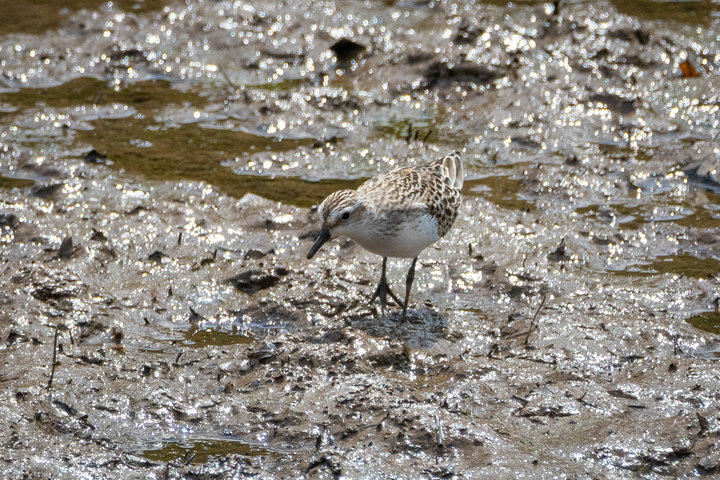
[
  {"xmin": 182, "ymin": 326, "xmax": 253, "ymax": 348},
  {"xmin": 686, "ymin": 311, "xmax": 720, "ymax": 335},
  {"xmin": 142, "ymin": 438, "xmax": 266, "ymax": 464},
  {"xmin": 0, "ymin": 78, "xmax": 363, "ymax": 207},
  {"xmin": 649, "ymin": 254, "xmax": 720, "ymax": 279},
  {"xmin": 464, "ymin": 175, "xmax": 535, "ymax": 212},
  {"xmin": 0, "ymin": 0, "xmax": 168, "ymax": 36},
  {"xmin": 0, "ymin": 175, "xmax": 34, "ymax": 189}
]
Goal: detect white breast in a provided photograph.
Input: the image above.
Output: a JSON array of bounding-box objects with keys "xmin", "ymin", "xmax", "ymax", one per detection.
[{"xmin": 347, "ymin": 213, "xmax": 440, "ymax": 258}]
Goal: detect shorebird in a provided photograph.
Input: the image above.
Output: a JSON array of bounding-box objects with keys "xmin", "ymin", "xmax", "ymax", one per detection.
[{"xmin": 306, "ymin": 151, "xmax": 464, "ymax": 321}]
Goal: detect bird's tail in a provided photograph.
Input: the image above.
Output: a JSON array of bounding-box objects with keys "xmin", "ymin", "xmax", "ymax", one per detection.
[{"xmin": 441, "ymin": 151, "xmax": 464, "ymax": 189}]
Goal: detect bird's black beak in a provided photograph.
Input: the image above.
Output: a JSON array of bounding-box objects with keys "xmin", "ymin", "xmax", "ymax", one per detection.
[{"xmin": 307, "ymin": 227, "xmax": 331, "ymax": 259}]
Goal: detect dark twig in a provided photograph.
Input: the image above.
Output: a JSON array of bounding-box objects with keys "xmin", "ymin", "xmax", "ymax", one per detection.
[
  {"xmin": 711, "ymin": 128, "xmax": 720, "ymax": 144},
  {"xmin": 48, "ymin": 324, "xmax": 61, "ymax": 390},
  {"xmin": 218, "ymin": 66, "xmax": 239, "ymax": 90},
  {"xmin": 697, "ymin": 412, "xmax": 709, "ymax": 436},
  {"xmin": 524, "ymin": 294, "xmax": 547, "ymax": 345},
  {"xmin": 574, "ymin": 390, "xmax": 598, "ymax": 408},
  {"xmin": 552, "ymin": 0, "xmax": 561, "ymax": 16}
]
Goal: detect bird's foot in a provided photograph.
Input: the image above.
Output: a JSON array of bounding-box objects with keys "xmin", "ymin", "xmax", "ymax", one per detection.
[{"xmin": 369, "ymin": 276, "xmax": 402, "ymax": 316}]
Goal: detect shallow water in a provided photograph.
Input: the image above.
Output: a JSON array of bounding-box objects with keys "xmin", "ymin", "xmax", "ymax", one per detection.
[{"xmin": 1, "ymin": 0, "xmax": 720, "ymax": 478}]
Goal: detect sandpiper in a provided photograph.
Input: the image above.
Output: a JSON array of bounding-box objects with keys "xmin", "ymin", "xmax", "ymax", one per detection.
[{"xmin": 307, "ymin": 151, "xmax": 464, "ymax": 321}]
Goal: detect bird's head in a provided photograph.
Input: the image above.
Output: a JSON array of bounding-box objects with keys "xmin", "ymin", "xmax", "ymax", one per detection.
[{"xmin": 306, "ymin": 189, "xmax": 365, "ymax": 259}]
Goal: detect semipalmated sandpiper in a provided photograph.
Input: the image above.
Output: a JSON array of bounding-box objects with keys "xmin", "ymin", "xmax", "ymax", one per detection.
[{"xmin": 307, "ymin": 151, "xmax": 463, "ymax": 321}]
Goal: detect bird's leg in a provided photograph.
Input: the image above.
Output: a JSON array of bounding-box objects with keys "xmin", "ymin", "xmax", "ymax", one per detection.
[
  {"xmin": 400, "ymin": 257, "xmax": 418, "ymax": 322},
  {"xmin": 370, "ymin": 257, "xmax": 402, "ymax": 315}
]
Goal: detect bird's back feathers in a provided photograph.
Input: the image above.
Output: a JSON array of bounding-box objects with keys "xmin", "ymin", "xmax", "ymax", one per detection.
[{"xmin": 357, "ymin": 151, "xmax": 464, "ymax": 238}]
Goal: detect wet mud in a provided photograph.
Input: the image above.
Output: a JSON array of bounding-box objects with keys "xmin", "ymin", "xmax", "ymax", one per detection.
[{"xmin": 1, "ymin": 0, "xmax": 720, "ymax": 478}]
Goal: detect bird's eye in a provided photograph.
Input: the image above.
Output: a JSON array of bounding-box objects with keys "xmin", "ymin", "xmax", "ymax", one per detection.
[{"xmin": 341, "ymin": 211, "xmax": 350, "ymax": 220}]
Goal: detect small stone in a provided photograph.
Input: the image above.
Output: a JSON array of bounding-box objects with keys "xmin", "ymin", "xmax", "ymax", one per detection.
[
  {"xmin": 588, "ymin": 93, "xmax": 636, "ymax": 115},
  {"xmin": 30, "ymin": 183, "xmax": 63, "ymax": 199},
  {"xmin": 90, "ymin": 229, "xmax": 107, "ymax": 241},
  {"xmin": 57, "ymin": 236, "xmax": 74, "ymax": 259},
  {"xmin": 422, "ymin": 61, "xmax": 502, "ymax": 88},
  {"xmin": 0, "ymin": 213, "xmax": 19, "ymax": 229},
  {"xmin": 83, "ymin": 149, "xmax": 107, "ymax": 164},
  {"xmin": 147, "ymin": 250, "xmax": 166, "ymax": 262},
  {"xmin": 698, "ymin": 454, "xmax": 719, "ymax": 471},
  {"xmin": 226, "ymin": 270, "xmax": 280, "ymax": 294},
  {"xmin": 547, "ymin": 238, "xmax": 568, "ymax": 262},
  {"xmin": 330, "ymin": 38, "xmax": 366, "ymax": 62}
]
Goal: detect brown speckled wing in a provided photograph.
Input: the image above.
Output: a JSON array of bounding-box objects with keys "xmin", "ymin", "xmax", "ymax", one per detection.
[{"xmin": 358, "ymin": 153, "xmax": 462, "ymax": 238}]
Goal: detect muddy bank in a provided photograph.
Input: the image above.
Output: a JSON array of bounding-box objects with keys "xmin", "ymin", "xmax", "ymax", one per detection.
[
  {"xmin": 2, "ymin": 157, "xmax": 720, "ymax": 478},
  {"xmin": 1, "ymin": 0, "xmax": 720, "ymax": 478}
]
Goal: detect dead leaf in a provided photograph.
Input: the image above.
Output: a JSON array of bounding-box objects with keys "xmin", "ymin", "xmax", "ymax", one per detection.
[{"xmin": 679, "ymin": 60, "xmax": 700, "ymax": 78}]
